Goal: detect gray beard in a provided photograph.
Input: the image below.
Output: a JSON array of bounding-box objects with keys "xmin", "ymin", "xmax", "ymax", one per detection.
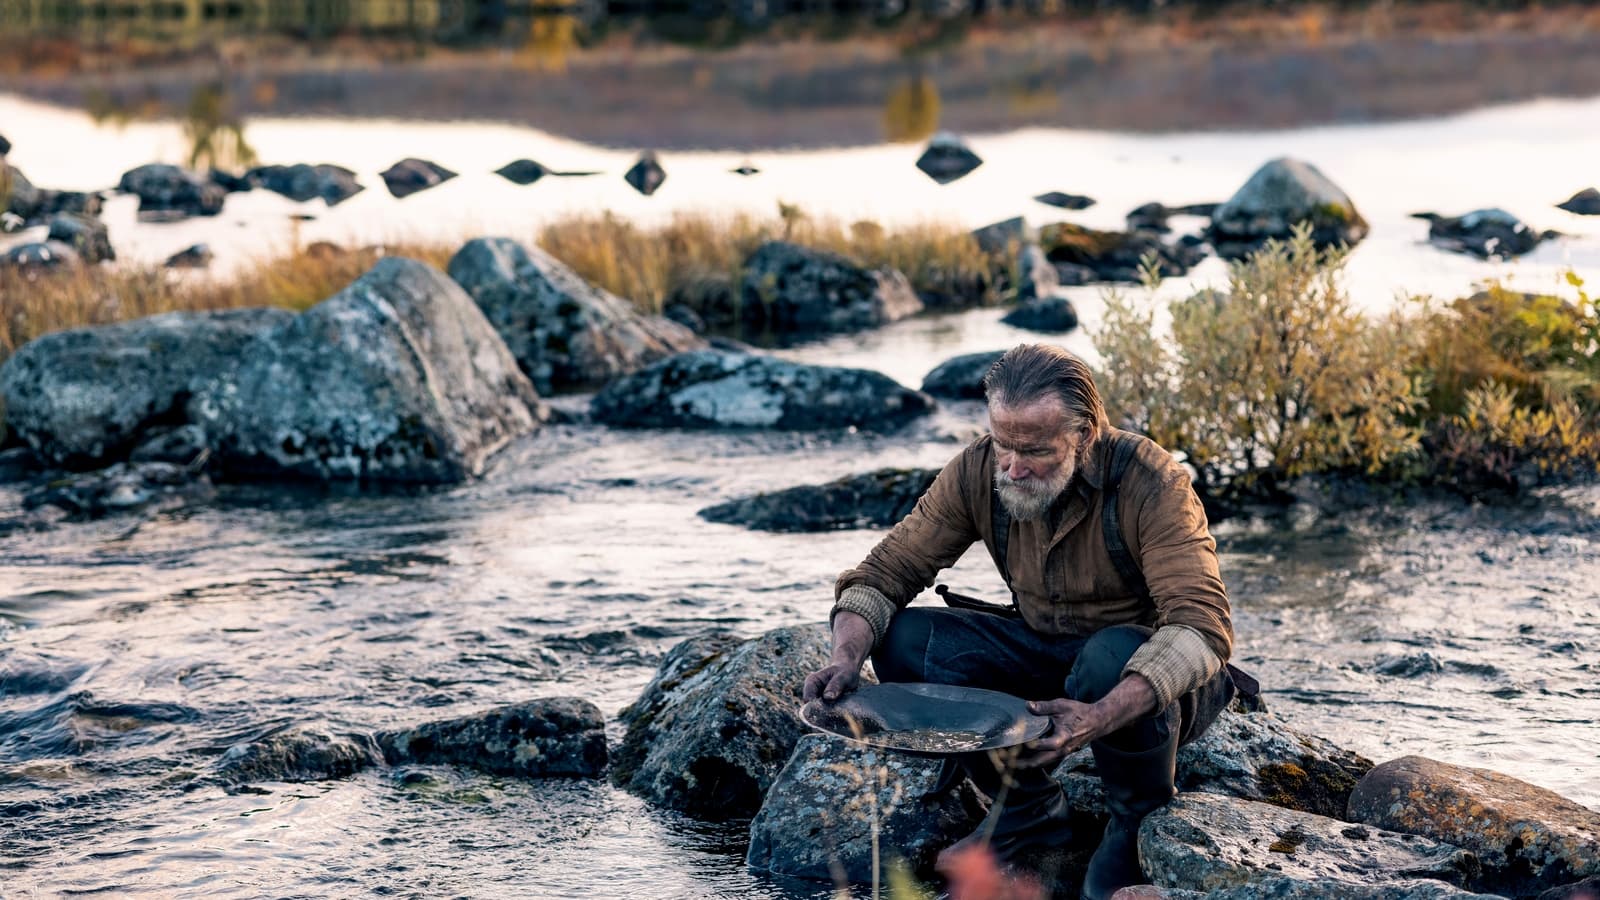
[{"xmin": 993, "ymin": 459, "xmax": 1075, "ymax": 522}]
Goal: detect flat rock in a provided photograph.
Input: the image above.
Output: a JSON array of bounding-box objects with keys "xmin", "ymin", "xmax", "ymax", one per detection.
[
  {"xmin": 1209, "ymin": 158, "xmax": 1368, "ymax": 259},
  {"xmin": 117, "ymin": 163, "xmax": 226, "ymax": 218},
  {"xmin": 591, "ymin": 349, "xmax": 935, "ymax": 431},
  {"xmin": 746, "ymin": 733, "xmax": 981, "ymax": 881},
  {"xmin": 1140, "ymin": 793, "xmax": 1481, "ymax": 893},
  {"xmin": 0, "ymin": 307, "xmax": 292, "ymax": 467},
  {"xmin": 1003, "ymin": 295, "xmax": 1079, "ymax": 333},
  {"xmin": 921, "ymin": 349, "xmax": 1004, "ymax": 400},
  {"xmin": 699, "ymin": 467, "xmax": 938, "ymax": 532},
  {"xmin": 214, "ymin": 728, "xmax": 385, "ymax": 787},
  {"xmin": 192, "ymin": 257, "xmax": 542, "ymax": 483},
  {"xmin": 1036, "ymin": 191, "xmax": 1096, "ymax": 210},
  {"xmin": 740, "ymin": 241, "xmax": 923, "ymax": 334},
  {"xmin": 613, "ymin": 626, "xmax": 836, "ymax": 819},
  {"xmin": 375, "ymin": 697, "xmax": 606, "ymax": 778},
  {"xmin": 448, "ymin": 236, "xmax": 704, "ymax": 394},
  {"xmin": 379, "ymin": 158, "xmax": 457, "ymax": 198},
  {"xmin": 1056, "ymin": 707, "xmax": 1375, "ymax": 820},
  {"xmin": 1556, "ymin": 188, "xmax": 1600, "ymax": 216},
  {"xmin": 1348, "ymin": 755, "xmax": 1600, "ymax": 896}
]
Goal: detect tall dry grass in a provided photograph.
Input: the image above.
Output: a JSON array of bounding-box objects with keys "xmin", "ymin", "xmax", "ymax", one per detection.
[{"xmin": 1, "ymin": 210, "xmax": 993, "ymax": 364}]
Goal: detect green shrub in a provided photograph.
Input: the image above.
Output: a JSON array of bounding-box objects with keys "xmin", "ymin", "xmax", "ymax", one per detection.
[{"xmin": 1094, "ymin": 225, "xmax": 1425, "ymax": 502}]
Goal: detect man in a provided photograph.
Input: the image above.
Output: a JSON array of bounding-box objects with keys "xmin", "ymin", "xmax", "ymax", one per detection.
[{"xmin": 802, "ymin": 344, "xmax": 1236, "ymax": 900}]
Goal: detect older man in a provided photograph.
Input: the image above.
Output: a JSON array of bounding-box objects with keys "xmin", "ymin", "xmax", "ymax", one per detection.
[{"xmin": 802, "ymin": 344, "xmax": 1237, "ymax": 899}]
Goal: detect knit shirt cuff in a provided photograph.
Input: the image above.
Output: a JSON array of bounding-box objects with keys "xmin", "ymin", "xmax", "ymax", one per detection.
[
  {"xmin": 1121, "ymin": 624, "xmax": 1223, "ymax": 710},
  {"xmin": 831, "ymin": 585, "xmax": 896, "ymax": 649}
]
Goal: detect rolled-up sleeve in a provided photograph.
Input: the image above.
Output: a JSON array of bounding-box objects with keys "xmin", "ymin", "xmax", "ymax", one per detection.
[{"xmin": 833, "ymin": 447, "xmax": 980, "ymax": 646}]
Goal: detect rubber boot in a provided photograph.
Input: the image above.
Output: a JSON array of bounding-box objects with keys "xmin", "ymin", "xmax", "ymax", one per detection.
[
  {"xmin": 939, "ymin": 755, "xmax": 1075, "ymax": 867},
  {"xmin": 1080, "ymin": 730, "xmax": 1178, "ymax": 900}
]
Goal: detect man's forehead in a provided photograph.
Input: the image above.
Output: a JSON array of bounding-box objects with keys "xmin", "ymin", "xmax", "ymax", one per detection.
[{"xmin": 989, "ymin": 396, "xmax": 1071, "ymax": 438}]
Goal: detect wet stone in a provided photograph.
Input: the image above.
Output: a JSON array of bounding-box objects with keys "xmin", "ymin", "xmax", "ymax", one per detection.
[
  {"xmin": 745, "ymin": 733, "xmax": 982, "ymax": 881},
  {"xmin": 614, "ymin": 625, "xmax": 840, "ymax": 820},
  {"xmin": 21, "ymin": 461, "xmax": 215, "ymax": 518},
  {"xmin": 1139, "ymin": 793, "xmax": 1481, "ymax": 893},
  {"xmin": 920, "ymin": 349, "xmax": 1004, "ymax": 400},
  {"xmin": 699, "ymin": 467, "xmax": 938, "ymax": 532},
  {"xmin": 1347, "ymin": 755, "xmax": 1600, "ymax": 896},
  {"xmin": 375, "ymin": 697, "xmax": 607, "ymax": 778},
  {"xmin": 213, "ymin": 728, "xmax": 385, "ymax": 787}
]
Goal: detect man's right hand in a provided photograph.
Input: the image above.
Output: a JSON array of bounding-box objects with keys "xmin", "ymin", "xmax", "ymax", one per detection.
[{"xmin": 802, "ymin": 610, "xmax": 875, "ymax": 702}]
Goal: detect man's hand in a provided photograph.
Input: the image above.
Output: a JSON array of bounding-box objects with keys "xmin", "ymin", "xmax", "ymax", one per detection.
[
  {"xmin": 803, "ymin": 610, "xmax": 875, "ymax": 702},
  {"xmin": 1014, "ymin": 673, "xmax": 1161, "ymax": 770}
]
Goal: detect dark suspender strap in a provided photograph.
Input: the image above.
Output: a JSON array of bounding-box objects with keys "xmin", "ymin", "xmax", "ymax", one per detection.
[
  {"xmin": 1102, "ymin": 432, "xmax": 1151, "ymax": 604},
  {"xmin": 990, "ymin": 481, "xmax": 1017, "ymax": 609}
]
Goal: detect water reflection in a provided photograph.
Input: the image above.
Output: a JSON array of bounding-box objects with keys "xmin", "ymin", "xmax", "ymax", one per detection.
[{"xmin": 182, "ymin": 83, "xmax": 257, "ymax": 171}]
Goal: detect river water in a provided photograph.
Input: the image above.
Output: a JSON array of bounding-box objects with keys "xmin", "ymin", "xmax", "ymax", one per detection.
[{"xmin": 4, "ymin": 18, "xmax": 1600, "ymax": 897}]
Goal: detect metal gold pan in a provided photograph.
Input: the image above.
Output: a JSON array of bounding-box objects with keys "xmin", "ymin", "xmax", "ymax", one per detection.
[{"xmin": 799, "ymin": 682, "xmax": 1051, "ymax": 754}]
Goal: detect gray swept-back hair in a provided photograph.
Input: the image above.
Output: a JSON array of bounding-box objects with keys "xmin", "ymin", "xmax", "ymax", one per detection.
[{"xmin": 982, "ymin": 344, "xmax": 1109, "ymax": 439}]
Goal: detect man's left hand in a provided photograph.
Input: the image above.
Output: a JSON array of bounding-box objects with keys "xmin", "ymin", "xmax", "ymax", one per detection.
[{"xmin": 1015, "ymin": 698, "xmax": 1106, "ymax": 769}]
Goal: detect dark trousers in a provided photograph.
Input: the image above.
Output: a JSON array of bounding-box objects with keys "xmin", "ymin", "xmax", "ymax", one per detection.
[{"xmin": 870, "ymin": 607, "xmax": 1234, "ymax": 753}]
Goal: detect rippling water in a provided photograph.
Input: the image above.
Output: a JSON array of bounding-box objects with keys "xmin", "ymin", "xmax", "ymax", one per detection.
[{"xmin": 2, "ymin": 305, "xmax": 1598, "ymax": 897}]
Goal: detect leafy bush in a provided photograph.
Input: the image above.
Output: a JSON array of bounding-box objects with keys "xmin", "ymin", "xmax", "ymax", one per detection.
[{"xmin": 1094, "ymin": 225, "xmax": 1425, "ymax": 502}]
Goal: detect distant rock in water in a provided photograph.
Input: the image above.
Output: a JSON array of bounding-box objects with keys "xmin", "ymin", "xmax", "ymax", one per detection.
[
  {"xmin": 193, "ymin": 257, "xmax": 543, "ymax": 483},
  {"xmin": 1127, "ymin": 201, "xmax": 1221, "ymax": 234},
  {"xmin": 22, "ymin": 461, "xmax": 214, "ymax": 518},
  {"xmin": 1140, "ymin": 793, "xmax": 1481, "ymax": 894},
  {"xmin": 495, "ymin": 159, "xmax": 547, "ymax": 185},
  {"xmin": 1035, "ymin": 191, "xmax": 1095, "ymax": 210},
  {"xmin": 921, "ymin": 349, "xmax": 1005, "ymax": 400},
  {"xmin": 591, "ymin": 349, "xmax": 935, "ymax": 431},
  {"xmin": 1040, "ymin": 222, "xmax": 1207, "ymax": 282},
  {"xmin": 375, "ymin": 698, "xmax": 607, "ymax": 778},
  {"xmin": 1412, "ymin": 208, "xmax": 1555, "ymax": 260},
  {"xmin": 740, "ymin": 241, "xmax": 923, "ymax": 334},
  {"xmin": 916, "ymin": 132, "xmax": 982, "ymax": 184},
  {"xmin": 614, "ymin": 626, "xmax": 838, "ymax": 819},
  {"xmin": 731, "ymin": 162, "xmax": 760, "ymax": 176},
  {"xmin": 380, "ymin": 158, "xmax": 457, "ymax": 198},
  {"xmin": 164, "ymin": 243, "xmax": 214, "ymax": 269},
  {"xmin": 0, "ymin": 307, "xmax": 292, "ymax": 468},
  {"xmin": 746, "ymin": 733, "xmax": 982, "ymax": 881},
  {"xmin": 699, "ymin": 467, "xmax": 938, "ymax": 532},
  {"xmin": 1003, "ymin": 295, "xmax": 1079, "ymax": 333},
  {"xmin": 1348, "ymin": 756, "xmax": 1600, "ymax": 896},
  {"xmin": 2, "ymin": 162, "xmax": 102, "ymax": 227},
  {"xmin": 1557, "ymin": 187, "xmax": 1600, "ymax": 216},
  {"xmin": 1208, "ymin": 158, "xmax": 1368, "ymax": 259},
  {"xmin": 248, "ymin": 163, "xmax": 364, "ymax": 206},
  {"xmin": 624, "ymin": 151, "xmax": 666, "ymax": 196},
  {"xmin": 47, "ymin": 213, "xmax": 113, "ymax": 264},
  {"xmin": 117, "ymin": 163, "xmax": 227, "ymax": 219},
  {"xmin": 447, "ymin": 236, "xmax": 704, "ymax": 394}
]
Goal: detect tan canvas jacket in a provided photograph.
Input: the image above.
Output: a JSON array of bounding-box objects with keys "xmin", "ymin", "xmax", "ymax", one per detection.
[{"xmin": 833, "ymin": 429, "xmax": 1233, "ymax": 707}]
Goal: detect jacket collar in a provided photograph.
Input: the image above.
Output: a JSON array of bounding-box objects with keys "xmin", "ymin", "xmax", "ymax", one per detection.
[{"xmin": 1074, "ymin": 429, "xmax": 1111, "ymax": 495}]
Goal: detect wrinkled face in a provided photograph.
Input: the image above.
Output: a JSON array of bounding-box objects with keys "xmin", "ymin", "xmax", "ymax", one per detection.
[{"xmin": 989, "ymin": 396, "xmax": 1086, "ymax": 521}]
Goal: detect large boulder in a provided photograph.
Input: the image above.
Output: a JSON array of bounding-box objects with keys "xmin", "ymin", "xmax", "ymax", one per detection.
[
  {"xmin": 746, "ymin": 733, "xmax": 982, "ymax": 880},
  {"xmin": 921, "ymin": 350, "xmax": 1004, "ymax": 400},
  {"xmin": 1413, "ymin": 208, "xmax": 1554, "ymax": 260},
  {"xmin": 1139, "ymin": 793, "xmax": 1481, "ymax": 893},
  {"xmin": 379, "ymin": 158, "xmax": 457, "ymax": 198},
  {"xmin": 192, "ymin": 257, "xmax": 543, "ymax": 483},
  {"xmin": 699, "ymin": 467, "xmax": 938, "ymax": 532},
  {"xmin": 1208, "ymin": 158, "xmax": 1369, "ymax": 259},
  {"xmin": 613, "ymin": 626, "xmax": 836, "ymax": 819},
  {"xmin": 1347, "ymin": 756, "xmax": 1600, "ymax": 897},
  {"xmin": 47, "ymin": 213, "xmax": 113, "ymax": 264},
  {"xmin": 116, "ymin": 164, "xmax": 226, "ymax": 218},
  {"xmin": 740, "ymin": 241, "xmax": 924, "ymax": 334},
  {"xmin": 1056, "ymin": 707, "xmax": 1375, "ymax": 820},
  {"xmin": 447, "ymin": 237, "xmax": 704, "ymax": 394},
  {"xmin": 375, "ymin": 698, "xmax": 606, "ymax": 778},
  {"xmin": 1040, "ymin": 222, "xmax": 1207, "ymax": 282},
  {"xmin": 591, "ymin": 349, "xmax": 936, "ymax": 431},
  {"xmin": 248, "ymin": 163, "xmax": 364, "ymax": 205},
  {"xmin": 0, "ymin": 308, "xmax": 293, "ymax": 467}
]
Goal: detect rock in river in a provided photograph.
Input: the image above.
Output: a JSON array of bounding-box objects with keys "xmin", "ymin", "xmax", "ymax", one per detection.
[
  {"xmin": 376, "ymin": 697, "xmax": 607, "ymax": 778},
  {"xmin": 1208, "ymin": 158, "xmax": 1368, "ymax": 259},
  {"xmin": 117, "ymin": 163, "xmax": 227, "ymax": 219},
  {"xmin": 192, "ymin": 257, "xmax": 543, "ymax": 483},
  {"xmin": 591, "ymin": 349, "xmax": 935, "ymax": 432},
  {"xmin": 248, "ymin": 163, "xmax": 364, "ymax": 205},
  {"xmin": 1556, "ymin": 188, "xmax": 1600, "ymax": 216},
  {"xmin": 1003, "ymin": 295, "xmax": 1080, "ymax": 333},
  {"xmin": 379, "ymin": 157, "xmax": 457, "ymax": 198},
  {"xmin": 448, "ymin": 236, "xmax": 704, "ymax": 394},
  {"xmin": 920, "ymin": 349, "xmax": 1005, "ymax": 400},
  {"xmin": 614, "ymin": 626, "xmax": 835, "ymax": 819},
  {"xmin": 740, "ymin": 241, "xmax": 923, "ymax": 335},
  {"xmin": 1413, "ymin": 208, "xmax": 1554, "ymax": 260},
  {"xmin": 699, "ymin": 467, "xmax": 939, "ymax": 532}
]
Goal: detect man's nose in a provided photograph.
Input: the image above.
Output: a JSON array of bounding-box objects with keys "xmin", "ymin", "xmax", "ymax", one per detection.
[{"xmin": 1007, "ymin": 459, "xmax": 1030, "ymax": 480}]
